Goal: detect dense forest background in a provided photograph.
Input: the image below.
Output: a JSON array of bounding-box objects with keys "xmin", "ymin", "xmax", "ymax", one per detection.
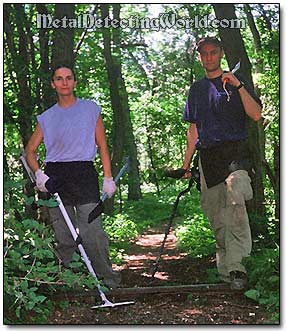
[{"xmin": 3, "ymin": 3, "xmax": 279, "ymax": 324}]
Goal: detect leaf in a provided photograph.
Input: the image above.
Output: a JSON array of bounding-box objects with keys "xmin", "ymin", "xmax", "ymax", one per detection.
[
  {"xmin": 22, "ymin": 218, "xmax": 44, "ymax": 231},
  {"xmin": 244, "ymin": 289, "xmax": 260, "ymax": 301},
  {"xmin": 24, "ymin": 196, "xmax": 35, "ymax": 205},
  {"xmin": 268, "ymin": 275, "xmax": 279, "ymax": 284},
  {"xmin": 37, "ymin": 198, "xmax": 59, "ymax": 207}
]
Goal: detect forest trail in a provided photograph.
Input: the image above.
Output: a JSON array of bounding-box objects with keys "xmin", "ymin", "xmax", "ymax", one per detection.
[{"xmin": 49, "ymin": 224, "xmax": 270, "ymax": 325}]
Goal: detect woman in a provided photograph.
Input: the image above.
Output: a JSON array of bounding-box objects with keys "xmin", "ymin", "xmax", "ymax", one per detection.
[{"xmin": 26, "ymin": 64, "xmax": 121, "ymax": 289}]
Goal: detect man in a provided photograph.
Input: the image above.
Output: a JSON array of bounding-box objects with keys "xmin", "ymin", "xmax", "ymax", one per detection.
[
  {"xmin": 25, "ymin": 64, "xmax": 121, "ymax": 289},
  {"xmin": 182, "ymin": 37, "xmax": 262, "ymax": 290}
]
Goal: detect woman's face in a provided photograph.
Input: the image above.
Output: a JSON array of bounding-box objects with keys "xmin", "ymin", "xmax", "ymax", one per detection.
[{"xmin": 51, "ymin": 67, "xmax": 77, "ymax": 97}]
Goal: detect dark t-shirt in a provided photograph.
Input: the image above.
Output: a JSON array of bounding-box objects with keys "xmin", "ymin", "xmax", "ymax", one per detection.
[
  {"xmin": 183, "ymin": 73, "xmax": 262, "ymax": 148},
  {"xmin": 183, "ymin": 73, "xmax": 262, "ymax": 187}
]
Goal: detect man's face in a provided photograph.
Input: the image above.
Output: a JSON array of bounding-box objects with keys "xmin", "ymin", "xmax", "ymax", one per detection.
[
  {"xmin": 198, "ymin": 43, "xmax": 224, "ymax": 73},
  {"xmin": 51, "ymin": 67, "xmax": 77, "ymax": 97}
]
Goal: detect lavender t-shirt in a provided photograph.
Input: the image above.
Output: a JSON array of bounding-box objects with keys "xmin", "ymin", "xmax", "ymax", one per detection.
[{"xmin": 37, "ymin": 98, "xmax": 101, "ymax": 162}]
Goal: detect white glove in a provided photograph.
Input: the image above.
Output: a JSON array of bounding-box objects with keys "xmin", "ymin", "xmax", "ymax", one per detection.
[
  {"xmin": 103, "ymin": 177, "xmax": 117, "ymax": 198},
  {"xmin": 35, "ymin": 169, "xmax": 49, "ymax": 192}
]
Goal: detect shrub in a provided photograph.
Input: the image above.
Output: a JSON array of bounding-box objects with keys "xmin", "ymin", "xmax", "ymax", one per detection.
[
  {"xmin": 103, "ymin": 213, "xmax": 138, "ymax": 243},
  {"xmin": 243, "ymin": 245, "xmax": 279, "ymax": 322},
  {"xmin": 175, "ymin": 214, "xmax": 215, "ymax": 258}
]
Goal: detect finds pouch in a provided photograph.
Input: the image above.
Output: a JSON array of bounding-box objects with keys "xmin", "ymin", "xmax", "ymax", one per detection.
[{"xmin": 199, "ymin": 140, "xmax": 252, "ymax": 189}]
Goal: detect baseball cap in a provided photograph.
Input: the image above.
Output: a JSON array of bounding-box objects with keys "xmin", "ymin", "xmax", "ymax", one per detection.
[{"xmin": 196, "ymin": 37, "xmax": 222, "ymax": 52}]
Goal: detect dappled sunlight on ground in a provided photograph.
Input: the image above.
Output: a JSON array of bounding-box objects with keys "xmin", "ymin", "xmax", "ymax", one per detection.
[
  {"xmin": 118, "ymin": 231, "xmax": 187, "ymax": 278},
  {"xmin": 49, "ymin": 224, "xmax": 271, "ymax": 325},
  {"xmin": 135, "ymin": 233, "xmax": 177, "ymax": 249},
  {"xmin": 142, "ymin": 271, "xmax": 170, "ymax": 280},
  {"xmin": 124, "ymin": 253, "xmax": 156, "ymax": 261}
]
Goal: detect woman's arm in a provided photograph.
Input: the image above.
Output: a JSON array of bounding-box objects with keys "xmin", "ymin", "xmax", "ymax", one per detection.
[
  {"xmin": 25, "ymin": 123, "xmax": 43, "ymax": 172},
  {"xmin": 95, "ymin": 114, "xmax": 113, "ymax": 178}
]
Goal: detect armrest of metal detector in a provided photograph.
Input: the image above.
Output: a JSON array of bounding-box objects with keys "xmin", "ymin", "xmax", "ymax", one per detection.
[
  {"xmin": 165, "ymin": 166, "xmax": 200, "ymax": 192},
  {"xmin": 164, "ymin": 167, "xmax": 187, "ymax": 179},
  {"xmin": 88, "ymin": 156, "xmax": 130, "ymax": 223}
]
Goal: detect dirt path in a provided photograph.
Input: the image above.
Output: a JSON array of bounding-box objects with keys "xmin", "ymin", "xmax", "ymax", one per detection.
[{"xmin": 49, "ymin": 227, "xmax": 271, "ymax": 325}]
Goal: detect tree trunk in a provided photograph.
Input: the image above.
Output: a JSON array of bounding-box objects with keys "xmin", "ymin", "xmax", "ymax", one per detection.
[
  {"xmin": 51, "ymin": 4, "xmax": 75, "ymax": 68},
  {"xmin": 101, "ymin": 4, "xmax": 141, "ymax": 208},
  {"xmin": 274, "ymin": 142, "xmax": 279, "ymax": 221},
  {"xmin": 243, "ymin": 4, "xmax": 263, "ymax": 72},
  {"xmin": 4, "ymin": 4, "xmax": 38, "ymax": 219},
  {"xmin": 127, "ymin": 50, "xmax": 161, "ymax": 196},
  {"xmin": 244, "ymin": 4, "xmax": 279, "ymax": 227},
  {"xmin": 4, "ymin": 4, "xmax": 34, "ymax": 147},
  {"xmin": 36, "ymin": 4, "xmax": 55, "ymax": 110},
  {"xmin": 256, "ymin": 4, "xmax": 273, "ymax": 33},
  {"xmin": 212, "ymin": 4, "xmax": 266, "ymax": 232}
]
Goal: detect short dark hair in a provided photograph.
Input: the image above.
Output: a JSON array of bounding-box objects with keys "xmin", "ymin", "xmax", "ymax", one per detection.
[
  {"xmin": 196, "ymin": 37, "xmax": 222, "ymax": 52},
  {"xmin": 51, "ymin": 64, "xmax": 77, "ymax": 81}
]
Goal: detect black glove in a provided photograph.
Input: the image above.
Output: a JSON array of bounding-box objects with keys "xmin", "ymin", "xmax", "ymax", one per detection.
[{"xmin": 45, "ymin": 176, "xmax": 64, "ymax": 194}]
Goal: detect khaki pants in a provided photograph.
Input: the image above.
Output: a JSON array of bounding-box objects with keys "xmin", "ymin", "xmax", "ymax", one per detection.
[
  {"xmin": 199, "ymin": 158, "xmax": 253, "ymax": 281},
  {"xmin": 49, "ymin": 203, "xmax": 121, "ymax": 288}
]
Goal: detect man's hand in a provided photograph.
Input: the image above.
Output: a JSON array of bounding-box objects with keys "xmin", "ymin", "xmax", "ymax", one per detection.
[
  {"xmin": 182, "ymin": 169, "xmax": 192, "ymax": 179},
  {"xmin": 35, "ymin": 169, "xmax": 49, "ymax": 192},
  {"xmin": 221, "ymin": 72, "xmax": 241, "ymax": 88},
  {"xmin": 103, "ymin": 177, "xmax": 117, "ymax": 198}
]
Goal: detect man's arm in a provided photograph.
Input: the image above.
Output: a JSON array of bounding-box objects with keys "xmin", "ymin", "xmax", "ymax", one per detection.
[
  {"xmin": 222, "ymin": 72, "xmax": 262, "ymax": 122},
  {"xmin": 182, "ymin": 123, "xmax": 198, "ymax": 170},
  {"xmin": 25, "ymin": 123, "xmax": 43, "ymax": 172},
  {"xmin": 237, "ymin": 85, "xmax": 262, "ymax": 121},
  {"xmin": 95, "ymin": 114, "xmax": 113, "ymax": 178}
]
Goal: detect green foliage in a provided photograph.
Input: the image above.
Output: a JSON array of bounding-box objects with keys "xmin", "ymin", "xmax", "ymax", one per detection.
[
  {"xmin": 123, "ymin": 191, "xmax": 177, "ymax": 232},
  {"xmin": 24, "ymin": 195, "xmax": 59, "ymax": 208},
  {"xmin": 175, "ymin": 215, "xmax": 215, "ymax": 258},
  {"xmin": 4, "ymin": 211, "xmax": 57, "ymax": 324},
  {"xmin": 243, "ymin": 246, "xmax": 279, "ymax": 321},
  {"xmin": 103, "ymin": 214, "xmax": 139, "ymax": 262},
  {"xmin": 4, "ymin": 179, "xmax": 106, "ymax": 324},
  {"xmin": 206, "ymin": 268, "xmax": 221, "ymax": 284},
  {"xmin": 104, "ymin": 214, "xmax": 138, "ymax": 243}
]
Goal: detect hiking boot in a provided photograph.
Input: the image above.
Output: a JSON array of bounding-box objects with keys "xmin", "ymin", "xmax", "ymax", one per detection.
[
  {"xmin": 230, "ymin": 271, "xmax": 248, "ymax": 290},
  {"xmin": 219, "ymin": 274, "xmax": 231, "ymax": 284}
]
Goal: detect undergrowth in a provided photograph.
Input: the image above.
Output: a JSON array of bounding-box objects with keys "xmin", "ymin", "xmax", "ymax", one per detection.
[{"xmin": 4, "ymin": 177, "xmax": 279, "ymax": 324}]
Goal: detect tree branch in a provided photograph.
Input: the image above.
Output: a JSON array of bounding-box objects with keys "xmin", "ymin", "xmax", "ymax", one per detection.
[
  {"xmin": 74, "ymin": 5, "xmax": 99, "ymax": 57},
  {"xmin": 121, "ymin": 42, "xmax": 148, "ymax": 48},
  {"xmin": 262, "ymin": 159, "xmax": 276, "ymax": 191}
]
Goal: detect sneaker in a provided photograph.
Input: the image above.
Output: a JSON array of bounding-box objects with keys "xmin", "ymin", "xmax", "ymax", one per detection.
[{"xmin": 230, "ymin": 271, "xmax": 248, "ymax": 290}]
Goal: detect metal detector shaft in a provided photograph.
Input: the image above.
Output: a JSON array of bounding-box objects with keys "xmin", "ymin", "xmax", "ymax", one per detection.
[
  {"xmin": 151, "ymin": 177, "xmax": 195, "ymax": 279},
  {"xmin": 54, "ymin": 194, "xmax": 107, "ymax": 296},
  {"xmin": 20, "ymin": 149, "xmax": 36, "ymax": 184}
]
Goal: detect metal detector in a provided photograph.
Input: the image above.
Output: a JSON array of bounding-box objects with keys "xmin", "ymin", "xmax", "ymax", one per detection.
[
  {"xmin": 20, "ymin": 151, "xmax": 134, "ymax": 309},
  {"xmin": 150, "ymin": 153, "xmax": 200, "ymax": 279}
]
